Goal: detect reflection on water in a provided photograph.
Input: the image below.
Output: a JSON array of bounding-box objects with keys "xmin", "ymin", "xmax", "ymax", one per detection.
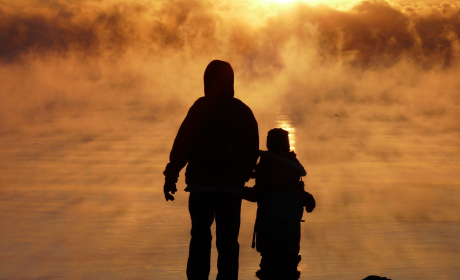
[
  {"xmin": 1, "ymin": 110, "xmax": 460, "ymax": 280},
  {"xmin": 275, "ymin": 107, "xmax": 296, "ymax": 151}
]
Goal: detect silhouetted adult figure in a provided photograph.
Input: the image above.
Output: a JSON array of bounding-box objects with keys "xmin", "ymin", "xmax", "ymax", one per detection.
[{"xmin": 163, "ymin": 60, "xmax": 259, "ymax": 280}]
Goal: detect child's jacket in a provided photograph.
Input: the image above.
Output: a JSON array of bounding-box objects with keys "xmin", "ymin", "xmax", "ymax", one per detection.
[{"xmin": 252, "ymin": 150, "xmax": 311, "ymax": 254}]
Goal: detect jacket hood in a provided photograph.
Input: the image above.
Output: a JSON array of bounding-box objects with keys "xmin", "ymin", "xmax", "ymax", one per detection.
[
  {"xmin": 267, "ymin": 128, "xmax": 290, "ymax": 152},
  {"xmin": 203, "ymin": 60, "xmax": 234, "ymax": 99}
]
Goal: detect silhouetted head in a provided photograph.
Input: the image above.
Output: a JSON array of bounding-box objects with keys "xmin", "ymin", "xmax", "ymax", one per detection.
[
  {"xmin": 203, "ymin": 60, "xmax": 234, "ymax": 99},
  {"xmin": 267, "ymin": 128, "xmax": 290, "ymax": 152}
]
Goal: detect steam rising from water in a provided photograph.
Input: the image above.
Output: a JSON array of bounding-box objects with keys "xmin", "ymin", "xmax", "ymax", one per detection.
[
  {"xmin": 2, "ymin": 0, "xmax": 460, "ymax": 66},
  {"xmin": 1, "ymin": 0, "xmax": 460, "ymax": 279},
  {"xmin": 1, "ymin": 0, "xmax": 460, "ymax": 133}
]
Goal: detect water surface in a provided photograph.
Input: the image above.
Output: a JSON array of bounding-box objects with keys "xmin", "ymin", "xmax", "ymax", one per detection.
[{"xmin": 1, "ymin": 110, "xmax": 459, "ymax": 280}]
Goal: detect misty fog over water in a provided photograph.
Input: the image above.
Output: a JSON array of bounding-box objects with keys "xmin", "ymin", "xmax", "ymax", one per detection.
[
  {"xmin": 1, "ymin": 107, "xmax": 459, "ymax": 279},
  {"xmin": 1, "ymin": 0, "xmax": 460, "ymax": 279}
]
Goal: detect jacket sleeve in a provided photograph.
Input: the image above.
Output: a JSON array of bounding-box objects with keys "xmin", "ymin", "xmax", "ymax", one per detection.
[
  {"xmin": 243, "ymin": 107, "xmax": 259, "ymax": 182},
  {"xmin": 163, "ymin": 99, "xmax": 204, "ymax": 184}
]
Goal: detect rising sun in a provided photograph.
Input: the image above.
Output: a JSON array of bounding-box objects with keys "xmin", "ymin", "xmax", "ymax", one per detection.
[{"xmin": 263, "ymin": 0, "xmax": 302, "ymax": 2}]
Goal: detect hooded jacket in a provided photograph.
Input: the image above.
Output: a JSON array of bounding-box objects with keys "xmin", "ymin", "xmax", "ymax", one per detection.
[{"xmin": 163, "ymin": 60, "xmax": 259, "ymax": 188}]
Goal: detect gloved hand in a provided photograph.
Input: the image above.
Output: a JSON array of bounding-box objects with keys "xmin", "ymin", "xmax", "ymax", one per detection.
[
  {"xmin": 242, "ymin": 186, "xmax": 259, "ymax": 202},
  {"xmin": 303, "ymin": 192, "xmax": 316, "ymax": 213},
  {"xmin": 164, "ymin": 182, "xmax": 177, "ymax": 201}
]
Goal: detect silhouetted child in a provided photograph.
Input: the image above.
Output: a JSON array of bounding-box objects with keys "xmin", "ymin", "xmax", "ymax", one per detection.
[{"xmin": 244, "ymin": 128, "xmax": 315, "ymax": 280}]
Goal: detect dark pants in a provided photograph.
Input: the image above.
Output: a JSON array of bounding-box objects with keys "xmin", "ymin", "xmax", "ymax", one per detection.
[
  {"xmin": 187, "ymin": 192, "xmax": 242, "ymax": 280},
  {"xmin": 255, "ymin": 221, "xmax": 302, "ymax": 280},
  {"xmin": 256, "ymin": 254, "xmax": 301, "ymax": 280}
]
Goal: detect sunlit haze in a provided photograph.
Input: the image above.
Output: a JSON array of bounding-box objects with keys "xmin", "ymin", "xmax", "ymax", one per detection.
[{"xmin": 1, "ymin": 0, "xmax": 460, "ymax": 279}]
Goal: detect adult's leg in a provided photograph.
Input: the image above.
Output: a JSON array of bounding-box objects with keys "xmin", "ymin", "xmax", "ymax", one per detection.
[
  {"xmin": 187, "ymin": 192, "xmax": 215, "ymax": 280},
  {"xmin": 215, "ymin": 193, "xmax": 242, "ymax": 280}
]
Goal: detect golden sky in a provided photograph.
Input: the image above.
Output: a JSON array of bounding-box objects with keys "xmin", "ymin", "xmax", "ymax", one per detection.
[{"xmin": 1, "ymin": 0, "xmax": 459, "ymax": 139}]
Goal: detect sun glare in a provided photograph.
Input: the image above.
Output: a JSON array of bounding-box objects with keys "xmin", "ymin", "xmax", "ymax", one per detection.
[
  {"xmin": 263, "ymin": 0, "xmax": 302, "ymax": 3},
  {"xmin": 255, "ymin": 0, "xmax": 345, "ymax": 7},
  {"xmin": 275, "ymin": 108, "xmax": 296, "ymax": 151}
]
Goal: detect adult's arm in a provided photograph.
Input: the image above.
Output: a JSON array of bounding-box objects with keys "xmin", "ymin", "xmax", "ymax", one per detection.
[
  {"xmin": 163, "ymin": 98, "xmax": 206, "ymax": 185},
  {"xmin": 243, "ymin": 106, "xmax": 259, "ymax": 181}
]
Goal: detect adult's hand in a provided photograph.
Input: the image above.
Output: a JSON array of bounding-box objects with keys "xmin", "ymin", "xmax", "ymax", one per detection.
[{"xmin": 164, "ymin": 182, "xmax": 177, "ymax": 201}]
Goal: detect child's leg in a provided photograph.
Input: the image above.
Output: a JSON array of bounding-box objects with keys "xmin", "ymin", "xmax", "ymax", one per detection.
[{"xmin": 256, "ymin": 253, "xmax": 301, "ymax": 280}]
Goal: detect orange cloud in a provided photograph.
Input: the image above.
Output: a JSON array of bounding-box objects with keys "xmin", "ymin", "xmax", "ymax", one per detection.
[{"xmin": 1, "ymin": 0, "xmax": 459, "ymax": 69}]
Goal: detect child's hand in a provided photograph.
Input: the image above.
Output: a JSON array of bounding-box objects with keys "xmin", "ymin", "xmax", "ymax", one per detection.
[
  {"xmin": 242, "ymin": 186, "xmax": 258, "ymax": 202},
  {"xmin": 303, "ymin": 192, "xmax": 316, "ymax": 213}
]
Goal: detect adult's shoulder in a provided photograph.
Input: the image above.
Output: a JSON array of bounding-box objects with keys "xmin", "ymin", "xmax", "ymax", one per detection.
[
  {"xmin": 187, "ymin": 97, "xmax": 210, "ymax": 112},
  {"xmin": 191, "ymin": 96, "xmax": 207, "ymax": 107},
  {"xmin": 232, "ymin": 98, "xmax": 255, "ymax": 114}
]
